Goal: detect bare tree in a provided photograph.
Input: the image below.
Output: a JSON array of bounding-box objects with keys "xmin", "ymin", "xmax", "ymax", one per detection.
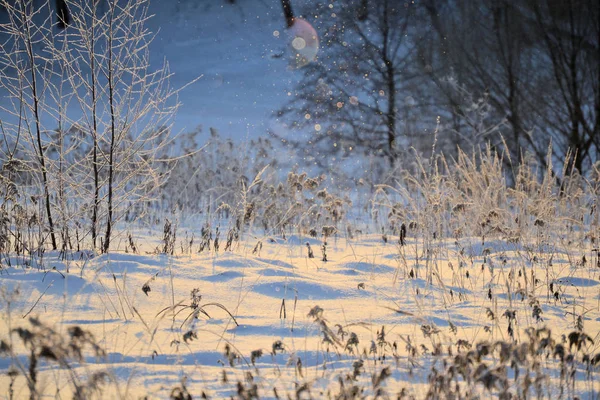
[
  {"xmin": 0, "ymin": 0, "xmax": 183, "ymax": 252},
  {"xmin": 80, "ymin": 0, "xmax": 180, "ymax": 253},
  {"xmin": 277, "ymin": 0, "xmax": 432, "ymax": 171},
  {"xmin": 421, "ymin": 0, "xmax": 599, "ymax": 173},
  {"xmin": 47, "ymin": 0, "xmax": 104, "ymax": 249},
  {"xmin": 529, "ymin": 0, "xmax": 599, "ymax": 172},
  {"xmin": 0, "ymin": 0, "xmax": 59, "ymax": 249}
]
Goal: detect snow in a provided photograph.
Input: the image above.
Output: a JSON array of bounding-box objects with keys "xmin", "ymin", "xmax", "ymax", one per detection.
[
  {"xmin": 1, "ymin": 233, "xmax": 599, "ymax": 398},
  {"xmin": 144, "ymin": 0, "xmax": 309, "ymax": 140}
]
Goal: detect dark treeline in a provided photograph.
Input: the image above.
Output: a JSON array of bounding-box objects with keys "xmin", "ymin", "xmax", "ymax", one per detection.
[{"xmin": 280, "ymin": 0, "xmax": 600, "ymax": 176}]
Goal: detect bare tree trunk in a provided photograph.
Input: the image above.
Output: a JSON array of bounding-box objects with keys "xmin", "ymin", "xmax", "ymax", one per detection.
[
  {"xmin": 21, "ymin": 0, "xmax": 58, "ymax": 250},
  {"xmin": 103, "ymin": 2, "xmax": 116, "ymax": 253},
  {"xmin": 357, "ymin": 0, "xmax": 368, "ymax": 21},
  {"xmin": 386, "ymin": 66, "xmax": 396, "ymax": 166},
  {"xmin": 55, "ymin": 0, "xmax": 70, "ymax": 29},
  {"xmin": 280, "ymin": 0, "xmax": 294, "ymax": 28},
  {"xmin": 382, "ymin": 0, "xmax": 397, "ymax": 166},
  {"xmin": 90, "ymin": 2, "xmax": 100, "ymax": 250}
]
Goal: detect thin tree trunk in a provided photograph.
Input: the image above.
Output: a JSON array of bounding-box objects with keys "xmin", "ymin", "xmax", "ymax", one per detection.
[
  {"xmin": 22, "ymin": 0, "xmax": 58, "ymax": 250},
  {"xmin": 382, "ymin": 0, "xmax": 396, "ymax": 166},
  {"xmin": 280, "ymin": 0, "xmax": 294, "ymax": 28},
  {"xmin": 103, "ymin": 3, "xmax": 116, "ymax": 253},
  {"xmin": 386, "ymin": 69, "xmax": 396, "ymax": 166},
  {"xmin": 90, "ymin": 2, "xmax": 100, "ymax": 250},
  {"xmin": 55, "ymin": 0, "xmax": 70, "ymax": 29}
]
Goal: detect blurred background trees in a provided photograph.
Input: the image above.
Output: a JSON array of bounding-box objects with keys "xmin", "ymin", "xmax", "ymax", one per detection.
[
  {"xmin": 280, "ymin": 0, "xmax": 599, "ymax": 176},
  {"xmin": 277, "ymin": 0, "xmax": 434, "ymax": 172}
]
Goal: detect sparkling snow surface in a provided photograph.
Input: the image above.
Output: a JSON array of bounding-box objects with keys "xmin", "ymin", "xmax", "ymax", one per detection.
[{"xmin": 1, "ymin": 233, "xmax": 599, "ymax": 398}]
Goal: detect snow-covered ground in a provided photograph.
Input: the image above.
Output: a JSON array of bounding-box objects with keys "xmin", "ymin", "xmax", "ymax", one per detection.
[{"xmin": 1, "ymin": 229, "xmax": 599, "ymax": 398}]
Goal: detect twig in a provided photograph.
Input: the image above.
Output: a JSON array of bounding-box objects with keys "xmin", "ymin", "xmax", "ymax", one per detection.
[
  {"xmin": 291, "ymin": 292, "xmax": 298, "ymax": 332},
  {"xmin": 23, "ymin": 281, "xmax": 53, "ymax": 318},
  {"xmin": 280, "ymin": 298, "xmax": 286, "ymax": 319}
]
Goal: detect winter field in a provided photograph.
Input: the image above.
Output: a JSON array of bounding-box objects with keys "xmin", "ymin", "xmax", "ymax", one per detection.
[
  {"xmin": 1, "ymin": 0, "xmax": 600, "ymax": 398},
  {"xmin": 2, "ymin": 154, "xmax": 600, "ymax": 399}
]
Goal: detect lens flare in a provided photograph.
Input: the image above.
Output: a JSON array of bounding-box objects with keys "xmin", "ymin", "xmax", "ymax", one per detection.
[{"xmin": 286, "ymin": 18, "xmax": 318, "ymax": 69}]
